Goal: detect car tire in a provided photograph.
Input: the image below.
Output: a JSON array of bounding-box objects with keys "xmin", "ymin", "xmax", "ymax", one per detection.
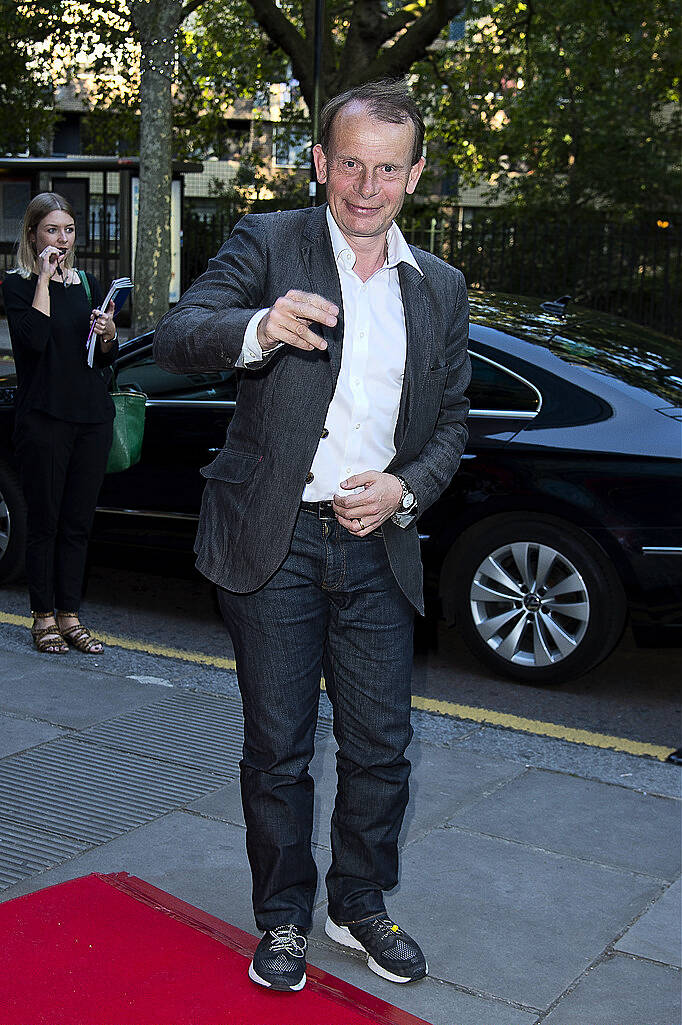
[
  {"xmin": 0, "ymin": 458, "xmax": 26, "ymax": 584},
  {"xmin": 443, "ymin": 514, "xmax": 627, "ymax": 684}
]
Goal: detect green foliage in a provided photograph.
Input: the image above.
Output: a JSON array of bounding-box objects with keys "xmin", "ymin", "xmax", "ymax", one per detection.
[
  {"xmin": 413, "ymin": 0, "xmax": 682, "ymax": 217},
  {"xmin": 0, "ymin": 2, "xmax": 62, "ymax": 154}
]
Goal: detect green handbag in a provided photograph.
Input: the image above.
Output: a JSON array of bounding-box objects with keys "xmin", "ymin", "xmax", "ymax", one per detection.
[{"xmin": 106, "ymin": 384, "xmax": 147, "ymax": 474}]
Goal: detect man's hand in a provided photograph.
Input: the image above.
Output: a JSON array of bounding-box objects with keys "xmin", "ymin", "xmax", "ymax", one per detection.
[
  {"xmin": 257, "ymin": 289, "xmax": 338, "ymax": 353},
  {"xmin": 333, "ymin": 472, "xmax": 403, "ymax": 536}
]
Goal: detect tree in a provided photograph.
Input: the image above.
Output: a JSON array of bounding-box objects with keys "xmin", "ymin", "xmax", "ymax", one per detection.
[
  {"xmin": 413, "ymin": 0, "xmax": 682, "ymax": 218},
  {"xmin": 85, "ymin": 0, "xmax": 468, "ymax": 329},
  {"xmin": 0, "ymin": 2, "xmax": 62, "ymax": 155},
  {"xmin": 246, "ymin": 0, "xmax": 467, "ymax": 112}
]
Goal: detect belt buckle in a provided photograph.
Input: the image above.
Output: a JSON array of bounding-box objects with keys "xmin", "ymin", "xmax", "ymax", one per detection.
[{"xmin": 318, "ymin": 501, "xmax": 335, "ymax": 520}]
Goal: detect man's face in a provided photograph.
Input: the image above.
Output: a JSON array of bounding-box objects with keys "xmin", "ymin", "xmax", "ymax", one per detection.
[{"xmin": 313, "ymin": 102, "xmax": 425, "ymax": 243}]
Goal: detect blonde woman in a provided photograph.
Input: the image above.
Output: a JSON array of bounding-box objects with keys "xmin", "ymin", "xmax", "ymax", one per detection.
[{"xmin": 1, "ymin": 193, "xmax": 118, "ymax": 653}]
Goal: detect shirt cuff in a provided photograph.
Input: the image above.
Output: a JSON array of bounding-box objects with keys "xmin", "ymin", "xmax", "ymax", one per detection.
[{"xmin": 237, "ymin": 308, "xmax": 280, "ymax": 367}]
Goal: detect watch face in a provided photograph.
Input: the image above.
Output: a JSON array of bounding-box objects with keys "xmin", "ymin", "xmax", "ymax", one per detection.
[{"xmin": 403, "ymin": 492, "xmax": 415, "ymax": 509}]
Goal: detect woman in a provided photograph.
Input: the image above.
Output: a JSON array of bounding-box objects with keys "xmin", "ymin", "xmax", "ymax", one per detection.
[{"xmin": 1, "ymin": 192, "xmax": 118, "ymax": 654}]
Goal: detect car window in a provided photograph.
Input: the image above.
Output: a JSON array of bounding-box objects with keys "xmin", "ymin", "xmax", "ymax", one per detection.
[
  {"xmin": 468, "ymin": 353, "xmax": 540, "ymax": 413},
  {"xmin": 116, "ymin": 346, "xmax": 237, "ymax": 402}
]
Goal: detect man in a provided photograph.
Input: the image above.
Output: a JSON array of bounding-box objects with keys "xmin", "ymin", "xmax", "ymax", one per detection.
[{"xmin": 154, "ymin": 79, "xmax": 470, "ymax": 993}]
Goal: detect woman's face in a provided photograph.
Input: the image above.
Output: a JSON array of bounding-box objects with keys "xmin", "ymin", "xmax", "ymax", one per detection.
[{"xmin": 31, "ymin": 210, "xmax": 76, "ymax": 260}]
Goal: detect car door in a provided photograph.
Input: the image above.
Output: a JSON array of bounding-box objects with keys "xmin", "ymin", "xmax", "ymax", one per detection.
[{"xmin": 97, "ymin": 341, "xmax": 237, "ymax": 516}]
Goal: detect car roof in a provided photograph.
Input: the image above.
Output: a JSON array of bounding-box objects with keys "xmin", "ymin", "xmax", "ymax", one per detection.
[{"xmin": 469, "ymin": 291, "xmax": 681, "ymax": 406}]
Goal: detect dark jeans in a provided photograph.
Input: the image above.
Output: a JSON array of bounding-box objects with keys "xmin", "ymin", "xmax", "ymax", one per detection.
[
  {"xmin": 218, "ymin": 509, "xmax": 415, "ymax": 933},
  {"xmin": 15, "ymin": 410, "xmax": 112, "ymax": 613}
]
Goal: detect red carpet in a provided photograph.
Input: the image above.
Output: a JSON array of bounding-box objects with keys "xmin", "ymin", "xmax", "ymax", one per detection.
[{"xmin": 0, "ymin": 873, "xmax": 432, "ymax": 1024}]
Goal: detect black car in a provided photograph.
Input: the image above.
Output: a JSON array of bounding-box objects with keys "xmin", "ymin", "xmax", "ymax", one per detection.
[{"xmin": 1, "ymin": 293, "xmax": 680, "ymax": 684}]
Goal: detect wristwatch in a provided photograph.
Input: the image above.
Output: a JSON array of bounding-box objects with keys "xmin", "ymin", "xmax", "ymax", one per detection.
[{"xmin": 394, "ymin": 475, "xmax": 417, "ymax": 513}]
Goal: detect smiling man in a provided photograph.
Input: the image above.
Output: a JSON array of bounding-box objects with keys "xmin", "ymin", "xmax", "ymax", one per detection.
[{"xmin": 154, "ymin": 79, "xmax": 471, "ymax": 993}]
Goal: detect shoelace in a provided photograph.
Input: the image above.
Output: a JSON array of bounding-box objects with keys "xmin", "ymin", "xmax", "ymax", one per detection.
[
  {"xmin": 370, "ymin": 917, "xmax": 405, "ymax": 940},
  {"xmin": 268, "ymin": 925, "xmax": 307, "ymax": 957}
]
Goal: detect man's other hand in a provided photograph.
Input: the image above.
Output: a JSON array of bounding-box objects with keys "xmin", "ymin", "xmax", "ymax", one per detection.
[
  {"xmin": 257, "ymin": 290, "xmax": 338, "ymax": 352},
  {"xmin": 333, "ymin": 472, "xmax": 403, "ymax": 536}
]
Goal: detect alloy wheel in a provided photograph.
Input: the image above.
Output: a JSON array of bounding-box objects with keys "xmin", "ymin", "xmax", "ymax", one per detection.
[{"xmin": 470, "ymin": 540, "xmax": 590, "ymax": 668}]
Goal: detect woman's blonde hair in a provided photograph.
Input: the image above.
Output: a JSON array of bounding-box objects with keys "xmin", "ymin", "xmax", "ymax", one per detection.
[{"xmin": 13, "ymin": 192, "xmax": 77, "ymax": 278}]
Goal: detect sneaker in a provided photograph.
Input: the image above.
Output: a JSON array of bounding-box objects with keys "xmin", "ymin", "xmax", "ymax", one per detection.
[
  {"xmin": 248, "ymin": 924, "xmax": 307, "ymax": 991},
  {"xmin": 325, "ymin": 913, "xmax": 428, "ymax": 984}
]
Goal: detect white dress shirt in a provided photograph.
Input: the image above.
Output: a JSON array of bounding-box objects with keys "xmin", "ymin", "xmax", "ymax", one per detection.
[{"xmin": 239, "ymin": 208, "xmax": 423, "ymax": 503}]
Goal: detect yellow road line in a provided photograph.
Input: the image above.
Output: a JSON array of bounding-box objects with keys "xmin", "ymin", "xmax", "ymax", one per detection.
[
  {"xmin": 1, "ymin": 611, "xmax": 675, "ymax": 761},
  {"xmin": 0, "ymin": 611, "xmax": 237, "ymax": 671}
]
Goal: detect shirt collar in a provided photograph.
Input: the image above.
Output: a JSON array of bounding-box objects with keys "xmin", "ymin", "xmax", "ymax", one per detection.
[{"xmin": 326, "ymin": 206, "xmax": 423, "ymax": 277}]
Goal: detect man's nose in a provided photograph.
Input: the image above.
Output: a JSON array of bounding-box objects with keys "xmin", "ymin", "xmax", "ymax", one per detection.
[{"xmin": 357, "ymin": 172, "xmax": 379, "ymax": 198}]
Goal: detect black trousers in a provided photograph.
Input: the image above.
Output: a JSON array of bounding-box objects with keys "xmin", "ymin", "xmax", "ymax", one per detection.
[{"xmin": 15, "ymin": 410, "xmax": 112, "ymax": 613}]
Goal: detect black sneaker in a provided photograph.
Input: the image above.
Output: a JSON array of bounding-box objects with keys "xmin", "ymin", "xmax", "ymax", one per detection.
[
  {"xmin": 325, "ymin": 913, "xmax": 428, "ymax": 984},
  {"xmin": 248, "ymin": 924, "xmax": 307, "ymax": 991}
]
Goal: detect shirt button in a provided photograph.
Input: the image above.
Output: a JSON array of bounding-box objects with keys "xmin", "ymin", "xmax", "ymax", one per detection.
[
  {"xmin": 305, "ymin": 472, "xmax": 314, "ymax": 484},
  {"xmin": 359, "ymin": 330, "xmax": 366, "ymax": 338},
  {"xmin": 321, "ymin": 427, "xmax": 329, "ymax": 439},
  {"xmin": 355, "ymin": 424, "xmax": 360, "ymax": 430}
]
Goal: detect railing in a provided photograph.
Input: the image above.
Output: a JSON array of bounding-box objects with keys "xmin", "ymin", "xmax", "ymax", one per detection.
[
  {"xmin": 3, "ymin": 205, "xmax": 678, "ymax": 339},
  {"xmin": 399, "ymin": 214, "xmax": 681, "ymax": 338}
]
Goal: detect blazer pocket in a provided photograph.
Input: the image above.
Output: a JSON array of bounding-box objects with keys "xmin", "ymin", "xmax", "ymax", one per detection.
[{"xmin": 200, "ymin": 447, "xmax": 261, "ymax": 484}]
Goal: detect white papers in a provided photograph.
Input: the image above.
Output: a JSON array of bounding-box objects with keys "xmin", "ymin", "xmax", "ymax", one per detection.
[{"xmin": 86, "ymin": 276, "xmax": 133, "ymax": 367}]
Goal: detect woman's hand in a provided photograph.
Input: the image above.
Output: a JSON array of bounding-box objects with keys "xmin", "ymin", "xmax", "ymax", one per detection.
[
  {"xmin": 37, "ymin": 245, "xmax": 66, "ymax": 281},
  {"xmin": 90, "ymin": 300, "xmax": 116, "ymax": 342}
]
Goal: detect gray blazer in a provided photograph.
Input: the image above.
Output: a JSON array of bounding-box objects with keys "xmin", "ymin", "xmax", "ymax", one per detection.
[{"xmin": 153, "ymin": 204, "xmax": 470, "ymax": 614}]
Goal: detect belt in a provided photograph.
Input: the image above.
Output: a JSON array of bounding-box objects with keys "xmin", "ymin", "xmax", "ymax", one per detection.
[{"xmin": 300, "ymin": 500, "xmax": 336, "ymax": 520}]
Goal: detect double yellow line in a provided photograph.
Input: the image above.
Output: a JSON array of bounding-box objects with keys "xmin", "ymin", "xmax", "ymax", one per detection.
[{"xmin": 0, "ymin": 610, "xmax": 675, "ymax": 761}]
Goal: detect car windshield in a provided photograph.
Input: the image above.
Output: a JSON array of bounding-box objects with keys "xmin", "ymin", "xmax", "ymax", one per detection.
[{"xmin": 549, "ymin": 315, "xmax": 682, "ymax": 405}]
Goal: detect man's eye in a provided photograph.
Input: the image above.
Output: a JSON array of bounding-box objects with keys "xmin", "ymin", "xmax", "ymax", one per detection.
[{"xmin": 383, "ymin": 166, "xmax": 396, "ymax": 173}]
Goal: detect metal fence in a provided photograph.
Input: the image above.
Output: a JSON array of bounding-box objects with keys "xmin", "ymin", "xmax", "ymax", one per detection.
[
  {"xmin": 400, "ymin": 214, "xmax": 682, "ymax": 338},
  {"xmin": 4, "ymin": 205, "xmax": 679, "ymax": 339},
  {"xmin": 1, "ymin": 207, "xmax": 122, "ymax": 296}
]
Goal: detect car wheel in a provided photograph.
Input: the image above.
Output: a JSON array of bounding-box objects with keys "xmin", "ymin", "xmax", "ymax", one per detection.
[
  {"xmin": 0, "ymin": 458, "xmax": 26, "ymax": 584},
  {"xmin": 443, "ymin": 514, "xmax": 627, "ymax": 684}
]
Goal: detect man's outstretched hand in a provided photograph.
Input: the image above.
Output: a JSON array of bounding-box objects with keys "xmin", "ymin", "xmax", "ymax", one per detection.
[
  {"xmin": 257, "ymin": 289, "xmax": 339, "ymax": 352},
  {"xmin": 333, "ymin": 472, "xmax": 403, "ymax": 536}
]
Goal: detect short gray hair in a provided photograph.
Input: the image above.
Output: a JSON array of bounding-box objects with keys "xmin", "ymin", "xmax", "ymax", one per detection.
[{"xmin": 320, "ymin": 79, "xmax": 425, "ymax": 166}]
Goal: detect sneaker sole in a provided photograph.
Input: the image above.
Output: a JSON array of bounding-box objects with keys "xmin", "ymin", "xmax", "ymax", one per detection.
[
  {"xmin": 324, "ymin": 916, "xmax": 428, "ymax": 985},
  {"xmin": 248, "ymin": 961, "xmax": 306, "ymax": 992}
]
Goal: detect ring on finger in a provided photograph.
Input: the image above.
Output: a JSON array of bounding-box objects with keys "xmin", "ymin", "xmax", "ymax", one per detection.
[{"xmin": 358, "ymin": 518, "xmax": 365, "ymax": 530}]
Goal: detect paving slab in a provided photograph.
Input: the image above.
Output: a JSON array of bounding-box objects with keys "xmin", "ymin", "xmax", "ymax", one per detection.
[
  {"xmin": 453, "ymin": 723, "xmax": 682, "ymax": 799},
  {"xmin": 0, "ymin": 711, "xmax": 69, "ymax": 756},
  {"xmin": 453, "ymin": 767, "xmax": 681, "ymax": 881},
  {"xmin": 0, "ymin": 810, "xmax": 333, "ymax": 930},
  {"xmin": 391, "ymin": 825, "xmax": 662, "ymax": 1008},
  {"xmin": 190, "ymin": 734, "xmax": 528, "ymax": 853},
  {"xmin": 306, "ymin": 938, "xmax": 540, "ymax": 1025},
  {"xmin": 542, "ymin": 952, "xmax": 681, "ymax": 1025},
  {"xmin": 0, "ymin": 650, "xmax": 165, "ymax": 728},
  {"xmin": 615, "ymin": 877, "xmax": 682, "ymax": 967}
]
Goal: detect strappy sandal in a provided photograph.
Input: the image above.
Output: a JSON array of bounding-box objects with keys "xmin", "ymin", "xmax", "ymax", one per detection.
[
  {"xmin": 31, "ymin": 621, "xmax": 69, "ymax": 654},
  {"xmin": 57, "ymin": 615, "xmax": 103, "ymax": 654}
]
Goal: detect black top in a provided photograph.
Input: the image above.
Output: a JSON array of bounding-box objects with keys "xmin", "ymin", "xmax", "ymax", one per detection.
[{"xmin": 1, "ymin": 271, "xmax": 118, "ymax": 423}]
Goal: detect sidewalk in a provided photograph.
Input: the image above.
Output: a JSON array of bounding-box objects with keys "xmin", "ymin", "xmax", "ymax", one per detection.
[{"xmin": 0, "ymin": 620, "xmax": 679, "ymax": 1024}]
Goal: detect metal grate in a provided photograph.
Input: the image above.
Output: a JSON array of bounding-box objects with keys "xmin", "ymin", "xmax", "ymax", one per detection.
[
  {"xmin": 82, "ymin": 689, "xmax": 335, "ymax": 776},
  {"xmin": 0, "ymin": 817, "xmax": 91, "ymax": 890},
  {"xmin": 0, "ymin": 689, "xmax": 335, "ymax": 892},
  {"xmin": 0, "ymin": 737, "xmax": 225, "ymax": 847}
]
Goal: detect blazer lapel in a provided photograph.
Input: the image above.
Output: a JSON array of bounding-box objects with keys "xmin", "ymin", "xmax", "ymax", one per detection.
[
  {"xmin": 394, "ymin": 259, "xmax": 434, "ymax": 449},
  {"xmin": 301, "ymin": 206, "xmax": 344, "ymax": 386}
]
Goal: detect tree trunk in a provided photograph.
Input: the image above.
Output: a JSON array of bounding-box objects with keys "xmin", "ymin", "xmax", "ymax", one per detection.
[{"xmin": 130, "ymin": 1, "xmax": 184, "ymax": 334}]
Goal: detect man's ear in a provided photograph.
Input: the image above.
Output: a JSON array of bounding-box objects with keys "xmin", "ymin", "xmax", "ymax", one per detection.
[
  {"xmin": 313, "ymin": 143, "xmax": 328, "ymax": 184},
  {"xmin": 406, "ymin": 157, "xmax": 425, "ymax": 196}
]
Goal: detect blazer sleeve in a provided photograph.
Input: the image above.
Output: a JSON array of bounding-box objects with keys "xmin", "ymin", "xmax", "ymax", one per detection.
[
  {"xmin": 397, "ymin": 268, "xmax": 471, "ymax": 518},
  {"xmin": 154, "ymin": 214, "xmax": 272, "ymax": 373}
]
